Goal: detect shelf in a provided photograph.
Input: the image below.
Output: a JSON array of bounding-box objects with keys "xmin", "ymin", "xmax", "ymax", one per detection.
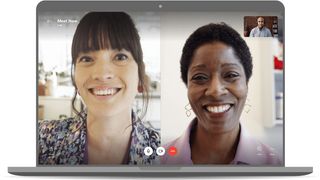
[
  {"xmin": 275, "ymin": 119, "xmax": 283, "ymax": 125},
  {"xmin": 274, "ymin": 69, "xmax": 283, "ymax": 74},
  {"xmin": 39, "ymin": 95, "xmax": 73, "ymax": 100},
  {"xmin": 135, "ymin": 92, "xmax": 160, "ymax": 98}
]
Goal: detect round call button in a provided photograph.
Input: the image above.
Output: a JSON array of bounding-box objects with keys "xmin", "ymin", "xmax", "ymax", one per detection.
[
  {"xmin": 168, "ymin": 146, "xmax": 177, "ymax": 156},
  {"xmin": 144, "ymin": 147, "xmax": 153, "ymax": 156},
  {"xmin": 156, "ymin": 147, "xmax": 166, "ymax": 156}
]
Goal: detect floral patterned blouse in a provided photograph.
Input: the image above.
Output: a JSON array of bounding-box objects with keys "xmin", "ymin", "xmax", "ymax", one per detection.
[{"xmin": 38, "ymin": 112, "xmax": 160, "ymax": 165}]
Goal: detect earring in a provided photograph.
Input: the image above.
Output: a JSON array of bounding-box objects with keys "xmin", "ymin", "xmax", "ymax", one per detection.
[
  {"xmin": 244, "ymin": 98, "xmax": 252, "ymax": 114},
  {"xmin": 185, "ymin": 103, "xmax": 192, "ymax": 117}
]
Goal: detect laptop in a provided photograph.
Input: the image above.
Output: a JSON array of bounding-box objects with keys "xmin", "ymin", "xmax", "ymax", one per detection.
[{"xmin": 8, "ymin": 0, "xmax": 312, "ymax": 176}]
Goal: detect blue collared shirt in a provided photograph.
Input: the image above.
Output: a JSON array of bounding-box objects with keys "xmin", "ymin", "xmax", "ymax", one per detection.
[{"xmin": 249, "ymin": 26, "xmax": 272, "ymax": 37}]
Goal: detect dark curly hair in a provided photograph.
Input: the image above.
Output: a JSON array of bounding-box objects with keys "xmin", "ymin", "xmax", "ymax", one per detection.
[{"xmin": 180, "ymin": 23, "xmax": 253, "ymax": 85}]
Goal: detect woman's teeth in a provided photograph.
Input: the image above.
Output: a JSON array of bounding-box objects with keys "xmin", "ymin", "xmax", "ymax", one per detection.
[
  {"xmin": 92, "ymin": 88, "xmax": 117, "ymax": 96},
  {"xmin": 206, "ymin": 104, "xmax": 231, "ymax": 113}
]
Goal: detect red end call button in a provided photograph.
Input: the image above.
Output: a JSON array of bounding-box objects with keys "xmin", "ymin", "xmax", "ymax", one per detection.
[{"xmin": 168, "ymin": 146, "xmax": 177, "ymax": 156}]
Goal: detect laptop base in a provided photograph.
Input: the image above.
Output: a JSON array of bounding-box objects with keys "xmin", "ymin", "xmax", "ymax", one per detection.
[{"xmin": 8, "ymin": 166, "xmax": 312, "ymax": 176}]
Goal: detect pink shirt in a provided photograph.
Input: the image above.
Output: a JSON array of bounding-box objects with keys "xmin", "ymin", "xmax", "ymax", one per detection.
[{"xmin": 161, "ymin": 119, "xmax": 283, "ymax": 165}]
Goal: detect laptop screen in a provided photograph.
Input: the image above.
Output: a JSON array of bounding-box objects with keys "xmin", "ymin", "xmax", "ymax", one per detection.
[{"xmin": 37, "ymin": 1, "xmax": 284, "ymax": 166}]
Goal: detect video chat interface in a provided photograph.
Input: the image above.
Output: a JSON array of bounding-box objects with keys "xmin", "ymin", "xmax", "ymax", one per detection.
[{"xmin": 38, "ymin": 8, "xmax": 283, "ymax": 165}]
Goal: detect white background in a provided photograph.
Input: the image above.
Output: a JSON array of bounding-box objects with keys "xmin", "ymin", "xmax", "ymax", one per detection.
[{"xmin": 0, "ymin": 0, "xmax": 319, "ymax": 180}]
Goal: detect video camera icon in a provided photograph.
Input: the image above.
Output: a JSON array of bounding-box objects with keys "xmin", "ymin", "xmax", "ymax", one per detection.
[{"xmin": 156, "ymin": 147, "xmax": 165, "ymax": 156}]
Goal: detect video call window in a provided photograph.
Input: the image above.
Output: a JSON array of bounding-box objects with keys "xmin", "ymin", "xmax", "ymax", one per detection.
[
  {"xmin": 38, "ymin": 10, "xmax": 284, "ymax": 166},
  {"xmin": 244, "ymin": 16, "xmax": 278, "ymax": 37}
]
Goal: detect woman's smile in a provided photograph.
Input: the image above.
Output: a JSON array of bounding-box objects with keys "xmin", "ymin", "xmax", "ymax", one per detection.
[
  {"xmin": 88, "ymin": 86, "xmax": 122, "ymax": 99},
  {"xmin": 204, "ymin": 104, "xmax": 233, "ymax": 114},
  {"xmin": 201, "ymin": 100, "xmax": 235, "ymax": 119}
]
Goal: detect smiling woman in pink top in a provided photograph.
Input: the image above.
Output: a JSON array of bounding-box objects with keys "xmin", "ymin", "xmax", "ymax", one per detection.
[{"xmin": 162, "ymin": 23, "xmax": 282, "ymax": 165}]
